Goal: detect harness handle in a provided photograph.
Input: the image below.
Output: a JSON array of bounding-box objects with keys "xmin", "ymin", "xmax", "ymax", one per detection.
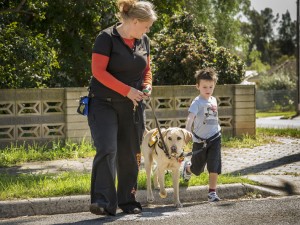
[{"xmin": 149, "ymin": 98, "xmax": 171, "ymax": 159}]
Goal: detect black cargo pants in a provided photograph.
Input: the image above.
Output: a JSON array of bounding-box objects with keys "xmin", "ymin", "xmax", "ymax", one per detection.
[{"xmin": 88, "ymin": 97, "xmax": 144, "ymax": 215}]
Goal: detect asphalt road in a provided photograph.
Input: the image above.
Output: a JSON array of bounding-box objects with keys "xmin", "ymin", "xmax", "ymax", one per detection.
[{"xmin": 1, "ymin": 196, "xmax": 299, "ymax": 225}]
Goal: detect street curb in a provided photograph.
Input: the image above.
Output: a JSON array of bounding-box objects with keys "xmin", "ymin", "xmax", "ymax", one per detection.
[{"xmin": 0, "ymin": 183, "xmax": 279, "ymax": 219}]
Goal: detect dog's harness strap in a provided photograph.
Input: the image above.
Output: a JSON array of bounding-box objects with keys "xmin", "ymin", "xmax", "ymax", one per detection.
[
  {"xmin": 149, "ymin": 98, "xmax": 171, "ymax": 159},
  {"xmin": 157, "ymin": 140, "xmax": 163, "ymax": 150}
]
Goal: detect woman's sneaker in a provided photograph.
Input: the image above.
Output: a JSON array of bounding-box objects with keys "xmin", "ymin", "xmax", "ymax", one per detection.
[
  {"xmin": 208, "ymin": 192, "xmax": 220, "ymax": 202},
  {"xmin": 181, "ymin": 161, "xmax": 192, "ymax": 182}
]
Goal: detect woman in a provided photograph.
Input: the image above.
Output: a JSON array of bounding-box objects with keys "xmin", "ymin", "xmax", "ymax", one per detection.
[{"xmin": 88, "ymin": 0, "xmax": 157, "ymax": 216}]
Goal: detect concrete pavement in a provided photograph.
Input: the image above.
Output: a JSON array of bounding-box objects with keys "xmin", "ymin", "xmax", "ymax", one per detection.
[
  {"xmin": 0, "ymin": 117, "xmax": 300, "ymax": 218},
  {"xmin": 256, "ymin": 115, "xmax": 300, "ymax": 129}
]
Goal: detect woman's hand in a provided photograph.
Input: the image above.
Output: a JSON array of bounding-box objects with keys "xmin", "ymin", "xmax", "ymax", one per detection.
[{"xmin": 127, "ymin": 87, "xmax": 144, "ymax": 107}]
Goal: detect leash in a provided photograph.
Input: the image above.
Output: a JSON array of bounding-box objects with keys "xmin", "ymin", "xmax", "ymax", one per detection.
[
  {"xmin": 184, "ymin": 132, "xmax": 221, "ymax": 157},
  {"xmin": 184, "ymin": 149, "xmax": 202, "ymax": 157},
  {"xmin": 149, "ymin": 98, "xmax": 171, "ymax": 159}
]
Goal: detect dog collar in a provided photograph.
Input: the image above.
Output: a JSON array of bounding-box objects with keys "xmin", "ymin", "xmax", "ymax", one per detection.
[
  {"xmin": 176, "ymin": 152, "xmax": 185, "ymax": 163},
  {"xmin": 177, "ymin": 156, "xmax": 184, "ymax": 163}
]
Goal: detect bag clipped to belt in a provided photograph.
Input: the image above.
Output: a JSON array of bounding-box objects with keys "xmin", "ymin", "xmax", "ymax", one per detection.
[{"xmin": 77, "ymin": 96, "xmax": 89, "ymax": 116}]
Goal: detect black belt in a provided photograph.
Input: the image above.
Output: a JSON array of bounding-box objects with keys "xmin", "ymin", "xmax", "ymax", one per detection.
[
  {"xmin": 192, "ymin": 131, "xmax": 221, "ymax": 145},
  {"xmin": 90, "ymin": 95, "xmax": 131, "ymax": 103}
]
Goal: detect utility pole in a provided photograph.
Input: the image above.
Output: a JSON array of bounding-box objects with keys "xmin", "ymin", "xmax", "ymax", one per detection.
[{"xmin": 297, "ymin": 0, "xmax": 300, "ymax": 116}]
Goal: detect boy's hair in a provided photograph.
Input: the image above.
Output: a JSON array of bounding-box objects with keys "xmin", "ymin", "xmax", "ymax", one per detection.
[{"xmin": 194, "ymin": 67, "xmax": 218, "ymax": 84}]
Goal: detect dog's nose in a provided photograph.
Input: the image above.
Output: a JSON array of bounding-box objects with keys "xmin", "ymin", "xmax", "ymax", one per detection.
[{"xmin": 171, "ymin": 146, "xmax": 177, "ymax": 153}]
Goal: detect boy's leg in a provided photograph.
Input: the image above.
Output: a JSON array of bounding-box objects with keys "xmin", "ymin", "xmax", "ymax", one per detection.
[
  {"xmin": 208, "ymin": 172, "xmax": 220, "ymax": 201},
  {"xmin": 182, "ymin": 142, "xmax": 207, "ymax": 181},
  {"xmin": 209, "ymin": 172, "xmax": 218, "ymax": 190},
  {"xmin": 207, "ymin": 137, "xmax": 222, "ymax": 202},
  {"xmin": 190, "ymin": 142, "xmax": 207, "ymax": 175}
]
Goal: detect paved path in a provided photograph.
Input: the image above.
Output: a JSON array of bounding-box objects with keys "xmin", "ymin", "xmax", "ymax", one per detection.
[
  {"xmin": 2, "ymin": 137, "xmax": 299, "ymax": 176},
  {"xmin": 223, "ymin": 137, "xmax": 300, "ymax": 195}
]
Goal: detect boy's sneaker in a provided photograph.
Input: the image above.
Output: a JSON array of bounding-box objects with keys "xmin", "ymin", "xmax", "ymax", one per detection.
[
  {"xmin": 181, "ymin": 161, "xmax": 192, "ymax": 182},
  {"xmin": 208, "ymin": 192, "xmax": 220, "ymax": 202}
]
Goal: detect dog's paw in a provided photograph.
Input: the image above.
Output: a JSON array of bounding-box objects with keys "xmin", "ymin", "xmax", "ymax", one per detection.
[
  {"xmin": 147, "ymin": 196, "xmax": 155, "ymax": 203},
  {"xmin": 154, "ymin": 185, "xmax": 160, "ymax": 190},
  {"xmin": 159, "ymin": 190, "xmax": 167, "ymax": 198},
  {"xmin": 175, "ymin": 202, "xmax": 183, "ymax": 208}
]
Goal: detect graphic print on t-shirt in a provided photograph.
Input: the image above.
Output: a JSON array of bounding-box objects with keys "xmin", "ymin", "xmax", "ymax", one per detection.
[{"xmin": 203, "ymin": 104, "xmax": 218, "ymax": 125}]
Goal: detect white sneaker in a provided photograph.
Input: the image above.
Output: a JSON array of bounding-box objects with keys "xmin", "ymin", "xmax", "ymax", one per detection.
[
  {"xmin": 181, "ymin": 161, "xmax": 192, "ymax": 182},
  {"xmin": 208, "ymin": 192, "xmax": 220, "ymax": 202}
]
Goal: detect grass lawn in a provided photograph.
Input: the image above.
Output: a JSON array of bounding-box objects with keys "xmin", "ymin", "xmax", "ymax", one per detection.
[
  {"xmin": 0, "ymin": 171, "xmax": 258, "ymax": 201},
  {"xmin": 0, "ymin": 117, "xmax": 299, "ymax": 201},
  {"xmin": 256, "ymin": 110, "xmax": 297, "ymax": 119}
]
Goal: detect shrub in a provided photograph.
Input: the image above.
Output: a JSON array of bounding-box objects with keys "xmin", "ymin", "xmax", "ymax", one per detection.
[
  {"xmin": 151, "ymin": 12, "xmax": 245, "ymax": 85},
  {"xmin": 259, "ymin": 72, "xmax": 296, "ymax": 91},
  {"xmin": 0, "ymin": 22, "xmax": 59, "ymax": 88}
]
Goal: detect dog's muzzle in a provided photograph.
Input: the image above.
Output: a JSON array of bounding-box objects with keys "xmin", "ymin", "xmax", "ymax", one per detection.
[{"xmin": 171, "ymin": 145, "xmax": 177, "ymax": 154}]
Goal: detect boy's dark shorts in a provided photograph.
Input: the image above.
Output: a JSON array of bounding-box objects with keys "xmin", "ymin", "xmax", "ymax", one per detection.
[{"xmin": 190, "ymin": 135, "xmax": 221, "ymax": 175}]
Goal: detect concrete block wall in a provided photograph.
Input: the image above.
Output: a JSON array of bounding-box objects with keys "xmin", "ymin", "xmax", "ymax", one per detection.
[
  {"xmin": 233, "ymin": 85, "xmax": 256, "ymax": 136},
  {"xmin": 0, "ymin": 85, "xmax": 255, "ymax": 148},
  {"xmin": 0, "ymin": 89, "xmax": 65, "ymax": 148},
  {"xmin": 64, "ymin": 88, "xmax": 90, "ymax": 143}
]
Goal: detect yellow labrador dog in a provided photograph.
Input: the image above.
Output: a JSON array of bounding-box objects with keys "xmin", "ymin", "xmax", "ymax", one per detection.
[{"xmin": 142, "ymin": 127, "xmax": 192, "ymax": 208}]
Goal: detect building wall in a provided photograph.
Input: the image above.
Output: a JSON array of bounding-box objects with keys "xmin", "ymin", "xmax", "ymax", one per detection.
[{"xmin": 0, "ymin": 85, "xmax": 255, "ymax": 148}]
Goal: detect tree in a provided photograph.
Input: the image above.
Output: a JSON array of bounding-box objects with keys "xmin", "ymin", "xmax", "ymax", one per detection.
[
  {"xmin": 152, "ymin": 12, "xmax": 245, "ymax": 85},
  {"xmin": 247, "ymin": 49, "xmax": 270, "ymax": 73},
  {"xmin": 148, "ymin": 0, "xmax": 185, "ymax": 36},
  {"xmin": 277, "ymin": 10, "xmax": 297, "ymax": 56},
  {"xmin": 0, "ymin": 0, "xmax": 118, "ymax": 88},
  {"xmin": 244, "ymin": 8, "xmax": 279, "ymax": 65},
  {"xmin": 0, "ymin": 0, "xmax": 187, "ymax": 88},
  {"xmin": 184, "ymin": 0, "xmax": 251, "ymax": 53},
  {"xmin": 0, "ymin": 22, "xmax": 59, "ymax": 88},
  {"xmin": 29, "ymin": 0, "xmax": 117, "ymax": 87}
]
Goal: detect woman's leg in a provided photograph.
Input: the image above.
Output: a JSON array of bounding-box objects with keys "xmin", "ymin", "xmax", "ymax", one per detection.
[
  {"xmin": 88, "ymin": 98, "xmax": 118, "ymax": 215},
  {"xmin": 115, "ymin": 101, "xmax": 143, "ymax": 212}
]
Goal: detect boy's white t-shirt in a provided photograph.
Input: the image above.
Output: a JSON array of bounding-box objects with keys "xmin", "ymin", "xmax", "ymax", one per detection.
[{"xmin": 188, "ymin": 95, "xmax": 221, "ymax": 142}]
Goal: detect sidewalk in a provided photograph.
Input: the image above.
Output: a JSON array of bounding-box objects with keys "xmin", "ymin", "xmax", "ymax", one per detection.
[
  {"xmin": 1, "ymin": 122, "xmax": 300, "ymax": 218},
  {"xmin": 256, "ymin": 115, "xmax": 300, "ymax": 129}
]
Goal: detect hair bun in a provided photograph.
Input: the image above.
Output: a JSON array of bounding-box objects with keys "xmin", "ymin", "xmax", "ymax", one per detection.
[
  {"xmin": 116, "ymin": 0, "xmax": 157, "ymax": 22},
  {"xmin": 118, "ymin": 0, "xmax": 137, "ymax": 13}
]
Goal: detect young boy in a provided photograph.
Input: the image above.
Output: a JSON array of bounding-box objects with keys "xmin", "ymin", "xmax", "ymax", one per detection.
[{"xmin": 182, "ymin": 67, "xmax": 222, "ymax": 202}]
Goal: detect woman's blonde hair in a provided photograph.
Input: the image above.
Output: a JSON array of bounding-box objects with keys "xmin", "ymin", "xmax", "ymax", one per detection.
[{"xmin": 116, "ymin": 0, "xmax": 157, "ymax": 22}]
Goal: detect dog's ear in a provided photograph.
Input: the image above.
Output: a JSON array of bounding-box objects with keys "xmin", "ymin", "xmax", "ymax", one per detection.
[
  {"xmin": 180, "ymin": 128, "xmax": 193, "ymax": 144},
  {"xmin": 160, "ymin": 128, "xmax": 168, "ymax": 139}
]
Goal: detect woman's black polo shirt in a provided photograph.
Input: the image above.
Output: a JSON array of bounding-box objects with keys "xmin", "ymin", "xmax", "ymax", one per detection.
[{"xmin": 90, "ymin": 23, "xmax": 150, "ymax": 99}]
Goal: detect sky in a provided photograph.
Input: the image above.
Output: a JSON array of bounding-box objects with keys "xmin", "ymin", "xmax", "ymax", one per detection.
[{"xmin": 250, "ymin": 0, "xmax": 297, "ymax": 21}]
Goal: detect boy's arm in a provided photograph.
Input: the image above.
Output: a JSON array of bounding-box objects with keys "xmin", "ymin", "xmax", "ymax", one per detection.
[{"xmin": 186, "ymin": 112, "xmax": 196, "ymax": 132}]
